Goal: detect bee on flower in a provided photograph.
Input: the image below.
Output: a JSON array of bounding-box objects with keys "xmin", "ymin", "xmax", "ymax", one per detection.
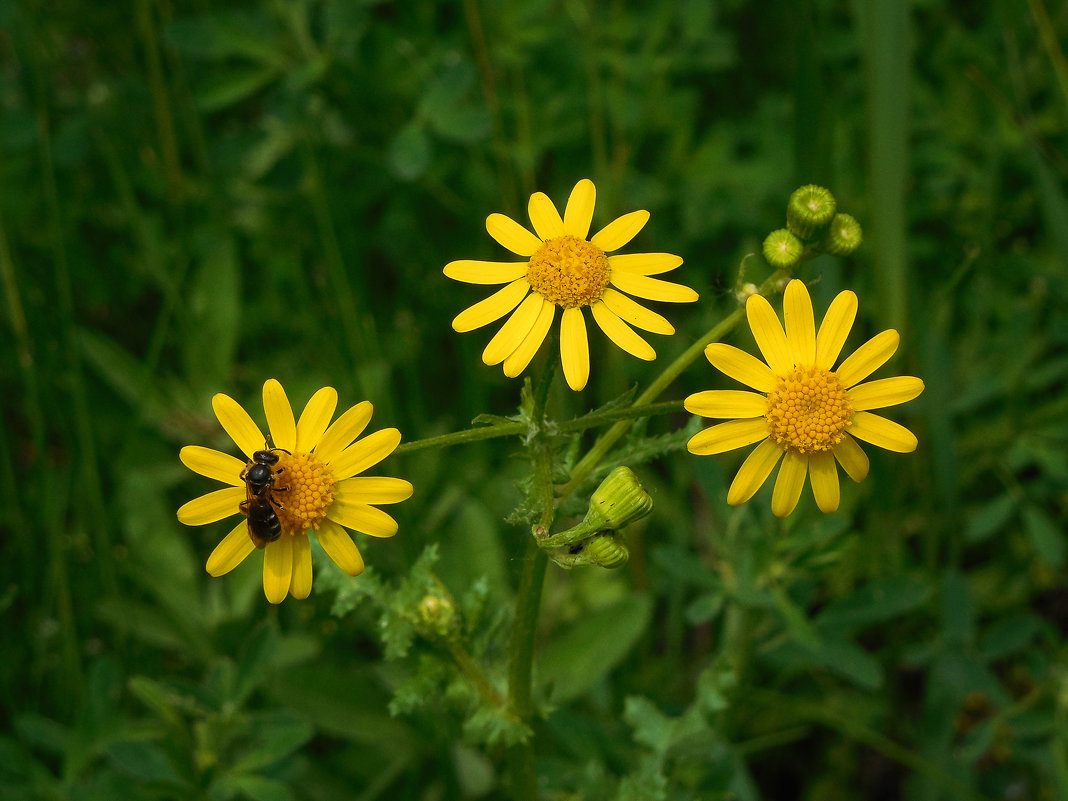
[
  {"xmin": 685, "ymin": 279, "xmax": 924, "ymax": 517},
  {"xmin": 444, "ymin": 178, "xmax": 698, "ymax": 391},
  {"xmin": 177, "ymin": 379, "xmax": 413, "ymax": 603}
]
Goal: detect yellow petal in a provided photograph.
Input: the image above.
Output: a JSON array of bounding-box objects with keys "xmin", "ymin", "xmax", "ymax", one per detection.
[
  {"xmin": 443, "ymin": 260, "xmax": 530, "ymax": 285},
  {"xmin": 262, "ymin": 536, "xmax": 293, "ymax": 604},
  {"xmin": 608, "ymin": 253, "xmax": 683, "ymax": 275},
  {"xmin": 205, "ymin": 519, "xmax": 256, "ymax": 577},
  {"xmin": 527, "ymin": 192, "xmax": 564, "ymax": 240},
  {"xmin": 687, "ymin": 418, "xmax": 769, "ymax": 455},
  {"xmin": 815, "ymin": 290, "xmax": 858, "ymax": 369},
  {"xmin": 314, "ymin": 401, "xmax": 373, "ymax": 465},
  {"xmin": 296, "ymin": 386, "xmax": 338, "ymax": 452},
  {"xmin": 177, "ymin": 487, "xmax": 245, "ymax": 526},
  {"xmin": 849, "ymin": 412, "xmax": 918, "ymax": 453},
  {"xmin": 328, "ymin": 428, "xmax": 402, "ymax": 480},
  {"xmin": 704, "ymin": 343, "xmax": 777, "ymax": 393},
  {"xmin": 836, "ymin": 329, "xmax": 899, "ymax": 388},
  {"xmin": 832, "ymin": 433, "xmax": 870, "ymax": 482},
  {"xmin": 482, "ymin": 292, "xmax": 543, "ymax": 366},
  {"xmin": 590, "ymin": 209, "xmax": 649, "ymax": 252},
  {"xmin": 684, "ymin": 389, "xmax": 768, "ymax": 419},
  {"xmin": 847, "ymin": 376, "xmax": 925, "ymax": 411},
  {"xmin": 486, "ymin": 213, "xmax": 543, "ymax": 257},
  {"xmin": 336, "ymin": 476, "xmax": 414, "ymax": 505},
  {"xmin": 179, "ymin": 446, "xmax": 245, "ymax": 486},
  {"xmin": 289, "ymin": 535, "xmax": 313, "ymax": 600},
  {"xmin": 590, "ymin": 301, "xmax": 655, "ymax": 361},
  {"xmin": 560, "ymin": 307, "xmax": 590, "ymax": 391},
  {"xmin": 772, "ymin": 450, "xmax": 808, "ymax": 517},
  {"xmin": 746, "ymin": 294, "xmax": 792, "ymax": 374},
  {"xmin": 263, "ymin": 379, "xmax": 296, "ymax": 452},
  {"xmin": 452, "ymin": 279, "xmax": 530, "ymax": 333},
  {"xmin": 727, "ymin": 438, "xmax": 783, "ymax": 505},
  {"xmin": 503, "ymin": 299, "xmax": 555, "ymax": 378},
  {"xmin": 316, "ymin": 519, "xmax": 365, "ymax": 576},
  {"xmin": 809, "ymin": 450, "xmax": 840, "ymax": 513},
  {"xmin": 212, "ymin": 393, "xmax": 265, "ymax": 458},
  {"xmin": 329, "ymin": 501, "xmax": 398, "ymax": 538},
  {"xmin": 600, "ymin": 288, "xmax": 674, "ymax": 335},
  {"xmin": 610, "ymin": 272, "xmax": 699, "ymax": 303},
  {"xmin": 783, "ymin": 280, "xmax": 815, "ymax": 367},
  {"xmin": 563, "ymin": 178, "xmax": 596, "ymax": 239}
]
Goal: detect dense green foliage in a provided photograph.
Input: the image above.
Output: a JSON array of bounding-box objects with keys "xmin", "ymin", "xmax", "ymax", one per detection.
[{"xmin": 2, "ymin": 0, "xmax": 1067, "ymax": 799}]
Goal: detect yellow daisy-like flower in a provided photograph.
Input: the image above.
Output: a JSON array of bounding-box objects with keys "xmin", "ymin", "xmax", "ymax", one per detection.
[
  {"xmin": 177, "ymin": 379, "xmax": 413, "ymax": 603},
  {"xmin": 684, "ymin": 279, "xmax": 924, "ymax": 517},
  {"xmin": 444, "ymin": 178, "xmax": 699, "ymax": 391}
]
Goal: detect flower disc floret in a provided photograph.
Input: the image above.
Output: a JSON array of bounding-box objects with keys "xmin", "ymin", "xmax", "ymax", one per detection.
[
  {"xmin": 272, "ymin": 451, "xmax": 337, "ymax": 533},
  {"xmin": 765, "ymin": 366, "xmax": 853, "ymax": 453},
  {"xmin": 526, "ymin": 235, "xmax": 610, "ymax": 308}
]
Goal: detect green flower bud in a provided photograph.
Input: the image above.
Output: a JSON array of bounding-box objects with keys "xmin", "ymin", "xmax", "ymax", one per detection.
[
  {"xmin": 583, "ymin": 532, "xmax": 630, "ymax": 569},
  {"xmin": 762, "ymin": 229, "xmax": 804, "ymax": 270},
  {"xmin": 584, "ymin": 466, "xmax": 653, "ymax": 532},
  {"xmin": 819, "ymin": 213, "xmax": 863, "ymax": 256},
  {"xmin": 535, "ymin": 466, "xmax": 653, "ymax": 550},
  {"xmin": 415, "ymin": 594, "xmax": 457, "ymax": 639},
  {"xmin": 786, "ymin": 185, "xmax": 837, "ymax": 240}
]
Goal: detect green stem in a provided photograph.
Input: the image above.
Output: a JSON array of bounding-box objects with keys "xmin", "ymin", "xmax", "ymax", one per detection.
[
  {"xmin": 394, "ymin": 401, "xmax": 682, "ymax": 455},
  {"xmin": 505, "ymin": 354, "xmax": 557, "ymax": 801},
  {"xmin": 444, "ymin": 638, "xmax": 509, "ymax": 711}
]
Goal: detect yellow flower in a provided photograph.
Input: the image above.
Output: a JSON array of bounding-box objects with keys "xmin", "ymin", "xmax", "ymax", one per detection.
[
  {"xmin": 177, "ymin": 379, "xmax": 413, "ymax": 603},
  {"xmin": 684, "ymin": 279, "xmax": 924, "ymax": 517},
  {"xmin": 444, "ymin": 178, "xmax": 698, "ymax": 391}
]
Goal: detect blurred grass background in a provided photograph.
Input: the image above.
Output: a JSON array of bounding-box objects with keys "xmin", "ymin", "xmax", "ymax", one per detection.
[{"xmin": 2, "ymin": 0, "xmax": 1068, "ymax": 799}]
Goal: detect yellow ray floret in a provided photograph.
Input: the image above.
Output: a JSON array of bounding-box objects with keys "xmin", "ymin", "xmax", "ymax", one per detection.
[
  {"xmin": 684, "ymin": 279, "xmax": 923, "ymax": 517},
  {"xmin": 444, "ymin": 178, "xmax": 698, "ymax": 391},
  {"xmin": 177, "ymin": 379, "xmax": 412, "ymax": 603}
]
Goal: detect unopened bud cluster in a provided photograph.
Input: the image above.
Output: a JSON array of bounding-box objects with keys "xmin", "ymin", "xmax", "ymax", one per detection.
[
  {"xmin": 762, "ymin": 185, "xmax": 863, "ymax": 270},
  {"xmin": 536, "ymin": 466, "xmax": 653, "ymax": 569}
]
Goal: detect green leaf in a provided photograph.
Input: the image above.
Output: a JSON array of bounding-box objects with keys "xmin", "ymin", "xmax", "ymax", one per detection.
[
  {"xmin": 219, "ymin": 774, "xmax": 293, "ymax": 801},
  {"xmin": 814, "ymin": 575, "xmax": 932, "ymax": 637},
  {"xmin": 980, "ymin": 614, "xmax": 1043, "ymax": 662},
  {"xmin": 232, "ymin": 712, "xmax": 313, "ymax": 773},
  {"xmin": 164, "ymin": 12, "xmax": 285, "ymax": 65},
  {"xmin": 1022, "ymin": 505, "xmax": 1066, "ymax": 568},
  {"xmin": 387, "ymin": 123, "xmax": 432, "ymax": 182},
  {"xmin": 13, "ymin": 715, "xmax": 69, "ymax": 755},
  {"xmin": 540, "ymin": 595, "xmax": 652, "ymax": 704},
  {"xmin": 965, "ymin": 494, "xmax": 1016, "ymax": 543},
  {"xmin": 196, "ymin": 66, "xmax": 280, "ymax": 112},
  {"xmin": 106, "ymin": 740, "xmax": 183, "ymax": 784},
  {"xmin": 941, "ymin": 570, "xmax": 974, "ymax": 647}
]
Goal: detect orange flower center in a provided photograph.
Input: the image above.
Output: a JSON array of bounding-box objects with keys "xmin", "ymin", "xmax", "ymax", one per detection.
[
  {"xmin": 526, "ymin": 235, "xmax": 610, "ymax": 308},
  {"xmin": 765, "ymin": 366, "xmax": 853, "ymax": 453},
  {"xmin": 271, "ymin": 451, "xmax": 337, "ymax": 534}
]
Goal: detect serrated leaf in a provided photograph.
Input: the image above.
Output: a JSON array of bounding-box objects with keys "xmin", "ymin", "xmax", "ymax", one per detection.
[{"xmin": 540, "ymin": 595, "xmax": 652, "ymax": 704}]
